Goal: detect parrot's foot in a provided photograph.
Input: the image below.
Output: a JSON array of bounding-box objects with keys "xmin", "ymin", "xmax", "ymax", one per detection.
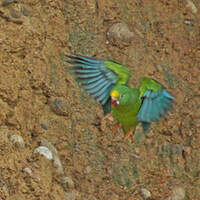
[
  {"xmin": 112, "ymin": 122, "xmax": 120, "ymax": 134},
  {"xmin": 100, "ymin": 113, "xmax": 114, "ymax": 131},
  {"xmin": 123, "ymin": 129, "xmax": 134, "ymax": 143}
]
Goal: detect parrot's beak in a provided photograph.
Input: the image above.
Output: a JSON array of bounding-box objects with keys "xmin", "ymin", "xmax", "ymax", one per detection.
[{"xmin": 111, "ymin": 96, "xmax": 119, "ymax": 107}]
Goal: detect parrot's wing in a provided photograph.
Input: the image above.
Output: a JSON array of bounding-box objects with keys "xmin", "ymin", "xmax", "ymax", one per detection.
[
  {"xmin": 137, "ymin": 77, "xmax": 174, "ymax": 131},
  {"xmin": 65, "ymin": 54, "xmax": 130, "ymax": 114}
]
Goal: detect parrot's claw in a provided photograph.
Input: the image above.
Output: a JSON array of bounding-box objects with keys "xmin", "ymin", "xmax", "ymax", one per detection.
[
  {"xmin": 112, "ymin": 122, "xmax": 120, "ymax": 134},
  {"xmin": 123, "ymin": 129, "xmax": 134, "ymax": 143},
  {"xmin": 100, "ymin": 113, "xmax": 114, "ymax": 131}
]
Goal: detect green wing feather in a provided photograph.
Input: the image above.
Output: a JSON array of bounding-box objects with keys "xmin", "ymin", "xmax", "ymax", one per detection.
[
  {"xmin": 104, "ymin": 61, "xmax": 130, "ymax": 85},
  {"xmin": 139, "ymin": 77, "xmax": 162, "ymax": 97}
]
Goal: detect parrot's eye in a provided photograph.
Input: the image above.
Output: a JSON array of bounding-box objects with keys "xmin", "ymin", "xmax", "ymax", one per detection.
[{"xmin": 119, "ymin": 94, "xmax": 124, "ymax": 99}]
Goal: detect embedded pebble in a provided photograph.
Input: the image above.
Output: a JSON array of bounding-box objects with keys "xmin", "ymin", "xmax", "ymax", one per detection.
[
  {"xmin": 171, "ymin": 187, "xmax": 185, "ymax": 200},
  {"xmin": 20, "ymin": 6, "xmax": 31, "ymax": 16},
  {"xmin": 53, "ymin": 156, "xmax": 64, "ymax": 175},
  {"xmin": 65, "ymin": 191, "xmax": 76, "ymax": 200},
  {"xmin": 48, "ymin": 97, "xmax": 71, "ymax": 116},
  {"xmin": 2, "ymin": 185, "xmax": 9, "ymax": 195},
  {"xmin": 140, "ymin": 188, "xmax": 151, "ymax": 199},
  {"xmin": 34, "ymin": 146, "xmax": 53, "ymax": 160},
  {"xmin": 23, "ymin": 167, "xmax": 41, "ymax": 182},
  {"xmin": 184, "ymin": 19, "xmax": 193, "ymax": 27},
  {"xmin": 9, "ymin": 135, "xmax": 25, "ymax": 148},
  {"xmin": 110, "ymin": 193, "xmax": 119, "ymax": 200},
  {"xmin": 2, "ymin": 0, "xmax": 18, "ymax": 6},
  {"xmin": 186, "ymin": 0, "xmax": 197, "ymax": 14},
  {"xmin": 9, "ymin": 8, "xmax": 21, "ymax": 18},
  {"xmin": 40, "ymin": 137, "xmax": 64, "ymax": 174},
  {"xmin": 107, "ymin": 23, "xmax": 134, "ymax": 47},
  {"xmin": 90, "ymin": 197, "xmax": 98, "ymax": 200},
  {"xmin": 41, "ymin": 137, "xmax": 58, "ymax": 155},
  {"xmin": 161, "ymin": 143, "xmax": 183, "ymax": 155},
  {"xmin": 23, "ymin": 167, "xmax": 33, "ymax": 176},
  {"xmin": 182, "ymin": 146, "xmax": 191, "ymax": 157},
  {"xmin": 61, "ymin": 177, "xmax": 75, "ymax": 191},
  {"xmin": 41, "ymin": 123, "xmax": 48, "ymax": 130},
  {"xmin": 84, "ymin": 165, "xmax": 92, "ymax": 174}
]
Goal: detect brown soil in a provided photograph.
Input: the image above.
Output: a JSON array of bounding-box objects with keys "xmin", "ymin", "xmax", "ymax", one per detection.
[{"xmin": 0, "ymin": 0, "xmax": 199, "ymax": 199}]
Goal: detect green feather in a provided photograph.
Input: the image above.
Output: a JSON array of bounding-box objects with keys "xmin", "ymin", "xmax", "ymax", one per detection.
[
  {"xmin": 104, "ymin": 61, "xmax": 130, "ymax": 85},
  {"xmin": 139, "ymin": 77, "xmax": 162, "ymax": 97},
  {"xmin": 111, "ymin": 85, "xmax": 141, "ymax": 133}
]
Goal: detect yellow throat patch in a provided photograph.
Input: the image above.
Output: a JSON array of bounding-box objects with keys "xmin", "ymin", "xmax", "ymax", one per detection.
[{"xmin": 110, "ymin": 90, "xmax": 119, "ymax": 98}]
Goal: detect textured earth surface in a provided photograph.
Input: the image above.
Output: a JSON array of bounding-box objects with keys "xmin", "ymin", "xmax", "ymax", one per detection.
[{"xmin": 0, "ymin": 0, "xmax": 199, "ymax": 199}]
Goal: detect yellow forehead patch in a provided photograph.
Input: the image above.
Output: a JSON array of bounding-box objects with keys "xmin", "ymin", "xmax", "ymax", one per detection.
[{"xmin": 110, "ymin": 90, "xmax": 119, "ymax": 97}]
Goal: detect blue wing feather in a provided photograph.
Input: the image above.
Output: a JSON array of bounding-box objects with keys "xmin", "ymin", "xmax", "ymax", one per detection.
[
  {"xmin": 75, "ymin": 71, "xmax": 102, "ymax": 78},
  {"xmin": 101, "ymin": 84, "xmax": 114, "ymax": 105},
  {"xmin": 78, "ymin": 74, "xmax": 104, "ymax": 84},
  {"xmin": 77, "ymin": 55, "xmax": 102, "ymax": 64},
  {"xmin": 147, "ymin": 98, "xmax": 153, "ymax": 122},
  {"xmin": 81, "ymin": 77, "xmax": 106, "ymax": 90},
  {"xmin": 87, "ymin": 80, "xmax": 109, "ymax": 96},
  {"xmin": 73, "ymin": 68, "xmax": 101, "ymax": 73},
  {"xmin": 93, "ymin": 82, "xmax": 112, "ymax": 99},
  {"xmin": 151, "ymin": 103, "xmax": 159, "ymax": 121},
  {"xmin": 66, "ymin": 54, "xmax": 118, "ymax": 114},
  {"xmin": 137, "ymin": 89, "xmax": 174, "ymax": 131}
]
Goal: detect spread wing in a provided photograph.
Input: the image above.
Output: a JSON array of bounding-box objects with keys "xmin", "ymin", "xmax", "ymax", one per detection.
[
  {"xmin": 65, "ymin": 54, "xmax": 130, "ymax": 114},
  {"xmin": 137, "ymin": 77, "xmax": 175, "ymax": 131}
]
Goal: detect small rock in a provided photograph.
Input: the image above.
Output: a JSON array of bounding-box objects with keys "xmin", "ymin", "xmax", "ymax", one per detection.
[
  {"xmin": 184, "ymin": 19, "xmax": 193, "ymax": 26},
  {"xmin": 9, "ymin": 8, "xmax": 21, "ymax": 18},
  {"xmin": 194, "ymin": 118, "xmax": 200, "ymax": 128},
  {"xmin": 2, "ymin": 185, "xmax": 9, "ymax": 195},
  {"xmin": 171, "ymin": 187, "xmax": 185, "ymax": 200},
  {"xmin": 40, "ymin": 137, "xmax": 58, "ymax": 154},
  {"xmin": 84, "ymin": 166, "xmax": 92, "ymax": 174},
  {"xmin": 65, "ymin": 191, "xmax": 77, "ymax": 200},
  {"xmin": 140, "ymin": 188, "xmax": 151, "ymax": 199},
  {"xmin": 170, "ymin": 144, "xmax": 182, "ymax": 155},
  {"xmin": 107, "ymin": 23, "xmax": 134, "ymax": 48},
  {"xmin": 182, "ymin": 146, "xmax": 191, "ymax": 158},
  {"xmin": 105, "ymin": 40, "xmax": 109, "ymax": 44},
  {"xmin": 20, "ymin": 6, "xmax": 31, "ymax": 16},
  {"xmin": 41, "ymin": 123, "xmax": 48, "ymax": 130},
  {"xmin": 48, "ymin": 97, "xmax": 71, "ymax": 116},
  {"xmin": 40, "ymin": 137, "xmax": 64, "ymax": 174},
  {"xmin": 61, "ymin": 177, "xmax": 75, "ymax": 191},
  {"xmin": 186, "ymin": 0, "xmax": 198, "ymax": 14},
  {"xmin": 23, "ymin": 167, "xmax": 33, "ymax": 176},
  {"xmin": 90, "ymin": 197, "xmax": 98, "ymax": 200},
  {"xmin": 53, "ymin": 156, "xmax": 64, "ymax": 175},
  {"xmin": 110, "ymin": 193, "xmax": 119, "ymax": 200},
  {"xmin": 161, "ymin": 143, "xmax": 183, "ymax": 155},
  {"xmin": 2, "ymin": 0, "xmax": 18, "ymax": 6},
  {"xmin": 9, "ymin": 135, "xmax": 25, "ymax": 148},
  {"xmin": 23, "ymin": 167, "xmax": 41, "ymax": 182},
  {"xmin": 34, "ymin": 146, "xmax": 53, "ymax": 160}
]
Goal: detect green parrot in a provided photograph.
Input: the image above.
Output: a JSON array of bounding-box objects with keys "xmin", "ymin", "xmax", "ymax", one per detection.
[{"xmin": 66, "ymin": 54, "xmax": 174, "ymax": 140}]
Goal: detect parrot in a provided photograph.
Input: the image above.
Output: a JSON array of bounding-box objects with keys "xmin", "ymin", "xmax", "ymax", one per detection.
[{"xmin": 66, "ymin": 54, "xmax": 174, "ymax": 141}]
